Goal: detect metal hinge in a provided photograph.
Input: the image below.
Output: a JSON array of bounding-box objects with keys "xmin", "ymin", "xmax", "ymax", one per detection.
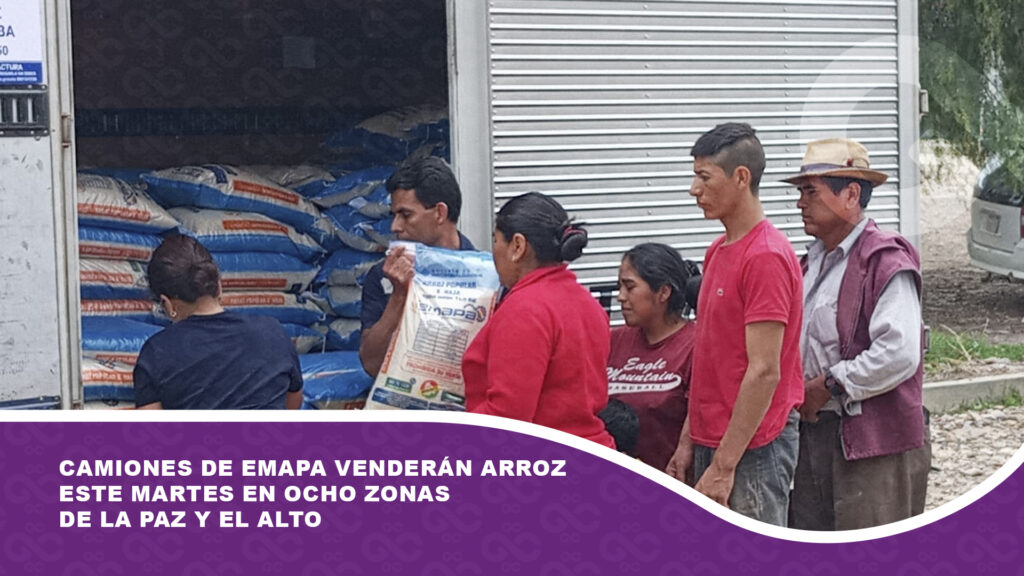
[
  {"xmin": 61, "ymin": 113, "xmax": 73, "ymax": 147},
  {"xmin": 0, "ymin": 86, "xmax": 49, "ymax": 137},
  {"xmin": 919, "ymin": 89, "xmax": 930, "ymax": 116},
  {"xmin": 0, "ymin": 396, "xmax": 62, "ymax": 410}
]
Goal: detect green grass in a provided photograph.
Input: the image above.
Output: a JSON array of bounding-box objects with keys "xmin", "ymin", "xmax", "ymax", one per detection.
[
  {"xmin": 946, "ymin": 388, "xmax": 1024, "ymax": 414},
  {"xmin": 925, "ymin": 329, "xmax": 1024, "ymax": 375}
]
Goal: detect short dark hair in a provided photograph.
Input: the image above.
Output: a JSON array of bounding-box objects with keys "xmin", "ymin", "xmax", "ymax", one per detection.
[
  {"xmin": 495, "ymin": 192, "xmax": 588, "ymax": 263},
  {"xmin": 623, "ymin": 243, "xmax": 701, "ymax": 316},
  {"xmin": 385, "ymin": 156, "xmax": 462, "ymax": 222},
  {"xmin": 599, "ymin": 399, "xmax": 639, "ymax": 457},
  {"xmin": 821, "ymin": 176, "xmax": 874, "ymax": 209},
  {"xmin": 147, "ymin": 235, "xmax": 220, "ymax": 303},
  {"xmin": 690, "ymin": 123, "xmax": 766, "ymax": 194}
]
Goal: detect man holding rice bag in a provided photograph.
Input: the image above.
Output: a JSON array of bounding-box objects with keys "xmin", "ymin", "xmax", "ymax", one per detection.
[{"xmin": 359, "ymin": 157, "xmax": 475, "ymax": 376}]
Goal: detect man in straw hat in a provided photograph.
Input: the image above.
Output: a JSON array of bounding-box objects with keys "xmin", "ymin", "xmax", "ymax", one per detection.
[
  {"xmin": 666, "ymin": 123, "xmax": 804, "ymax": 526},
  {"xmin": 785, "ymin": 138, "xmax": 930, "ymax": 530}
]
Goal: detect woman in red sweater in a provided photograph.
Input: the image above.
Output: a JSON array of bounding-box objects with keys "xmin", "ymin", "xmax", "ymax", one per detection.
[{"xmin": 462, "ymin": 192, "xmax": 615, "ymax": 449}]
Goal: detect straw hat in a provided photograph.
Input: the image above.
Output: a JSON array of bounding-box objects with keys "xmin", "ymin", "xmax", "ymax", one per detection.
[{"xmin": 782, "ymin": 138, "xmax": 889, "ymax": 186}]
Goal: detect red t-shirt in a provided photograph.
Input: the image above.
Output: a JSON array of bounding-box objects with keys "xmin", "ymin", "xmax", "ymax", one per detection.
[
  {"xmin": 608, "ymin": 323, "xmax": 695, "ymax": 470},
  {"xmin": 690, "ymin": 219, "xmax": 804, "ymax": 449},
  {"xmin": 463, "ymin": 265, "xmax": 615, "ymax": 449}
]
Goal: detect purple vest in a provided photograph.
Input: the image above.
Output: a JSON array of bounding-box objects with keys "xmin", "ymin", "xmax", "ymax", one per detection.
[{"xmin": 802, "ymin": 220, "xmax": 925, "ymax": 460}]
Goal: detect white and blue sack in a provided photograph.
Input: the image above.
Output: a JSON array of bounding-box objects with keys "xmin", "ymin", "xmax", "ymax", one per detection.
[
  {"xmin": 80, "ymin": 259, "xmax": 150, "ymax": 300},
  {"xmin": 77, "ymin": 173, "xmax": 180, "ymax": 234},
  {"xmin": 283, "ymin": 323, "xmax": 325, "ymax": 354},
  {"xmin": 212, "ymin": 252, "xmax": 318, "ymax": 293},
  {"xmin": 299, "ymin": 351, "xmax": 374, "ymax": 408},
  {"xmin": 141, "ymin": 165, "xmax": 337, "ymax": 248},
  {"xmin": 219, "ymin": 292, "xmax": 326, "ymax": 326},
  {"xmin": 314, "ymin": 248, "xmax": 384, "ymax": 286},
  {"xmin": 78, "ymin": 227, "xmax": 162, "ymax": 263},
  {"xmin": 81, "ymin": 317, "xmax": 162, "ymax": 365},
  {"xmin": 170, "ymin": 207, "xmax": 325, "ymax": 262}
]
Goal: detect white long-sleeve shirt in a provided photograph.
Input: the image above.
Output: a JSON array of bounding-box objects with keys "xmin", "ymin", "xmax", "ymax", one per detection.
[{"xmin": 801, "ymin": 218, "xmax": 921, "ymax": 415}]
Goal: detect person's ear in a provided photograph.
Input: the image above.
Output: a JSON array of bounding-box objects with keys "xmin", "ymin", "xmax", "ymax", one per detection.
[
  {"xmin": 845, "ymin": 182, "xmax": 862, "ymax": 210},
  {"xmin": 159, "ymin": 295, "xmax": 177, "ymax": 319},
  {"xmin": 656, "ymin": 283, "xmax": 672, "ymax": 304},
  {"xmin": 434, "ymin": 202, "xmax": 449, "ymax": 224},
  {"xmin": 734, "ymin": 165, "xmax": 752, "ymax": 190},
  {"xmin": 511, "ymin": 232, "xmax": 528, "ymax": 263},
  {"xmin": 216, "ymin": 280, "xmax": 224, "ymax": 299}
]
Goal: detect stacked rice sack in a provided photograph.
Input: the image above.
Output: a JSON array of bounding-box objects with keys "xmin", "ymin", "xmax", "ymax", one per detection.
[
  {"xmin": 299, "ymin": 351, "xmax": 375, "ymax": 410},
  {"xmin": 141, "ymin": 165, "xmax": 329, "ymax": 353},
  {"xmin": 302, "ymin": 167, "xmax": 393, "ymax": 353},
  {"xmin": 76, "ymin": 172, "xmax": 178, "ymax": 407},
  {"xmin": 320, "ymin": 105, "xmax": 450, "ymax": 170}
]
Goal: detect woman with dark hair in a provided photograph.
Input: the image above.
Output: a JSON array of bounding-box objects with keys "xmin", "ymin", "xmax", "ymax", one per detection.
[
  {"xmin": 133, "ymin": 234, "xmax": 303, "ymax": 410},
  {"xmin": 462, "ymin": 192, "xmax": 615, "ymax": 448},
  {"xmin": 607, "ymin": 243, "xmax": 699, "ymax": 473}
]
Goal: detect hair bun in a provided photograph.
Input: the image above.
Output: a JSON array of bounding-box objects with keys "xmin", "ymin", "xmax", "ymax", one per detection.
[{"xmin": 559, "ymin": 226, "xmax": 588, "ymax": 262}]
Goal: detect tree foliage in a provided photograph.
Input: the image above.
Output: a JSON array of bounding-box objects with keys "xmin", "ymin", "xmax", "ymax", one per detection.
[{"xmin": 921, "ymin": 0, "xmax": 1024, "ymax": 178}]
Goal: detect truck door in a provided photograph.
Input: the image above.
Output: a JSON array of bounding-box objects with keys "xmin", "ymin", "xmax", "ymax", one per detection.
[
  {"xmin": 452, "ymin": 0, "xmax": 921, "ymax": 303},
  {"xmin": 0, "ymin": 0, "xmax": 78, "ymax": 409}
]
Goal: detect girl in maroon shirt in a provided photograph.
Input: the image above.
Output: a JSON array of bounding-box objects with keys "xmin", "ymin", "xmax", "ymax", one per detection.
[{"xmin": 608, "ymin": 244, "xmax": 700, "ymax": 473}]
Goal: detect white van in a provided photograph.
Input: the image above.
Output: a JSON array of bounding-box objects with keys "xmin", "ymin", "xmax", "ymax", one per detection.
[{"xmin": 967, "ymin": 158, "xmax": 1024, "ymax": 280}]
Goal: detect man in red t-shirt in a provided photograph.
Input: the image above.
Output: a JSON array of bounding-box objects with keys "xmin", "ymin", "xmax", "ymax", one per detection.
[{"xmin": 666, "ymin": 123, "xmax": 804, "ymax": 527}]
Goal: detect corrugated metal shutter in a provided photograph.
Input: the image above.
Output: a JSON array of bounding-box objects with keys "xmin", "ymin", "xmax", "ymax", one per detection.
[{"xmin": 487, "ymin": 0, "xmax": 902, "ymax": 295}]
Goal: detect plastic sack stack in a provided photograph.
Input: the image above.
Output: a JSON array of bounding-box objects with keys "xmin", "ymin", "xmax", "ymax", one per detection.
[
  {"xmin": 303, "ymin": 168, "xmax": 392, "ymax": 353},
  {"xmin": 76, "ymin": 173, "xmax": 180, "ymax": 405},
  {"xmin": 321, "ymin": 105, "xmax": 450, "ymax": 169},
  {"xmin": 141, "ymin": 167, "xmax": 329, "ymax": 354},
  {"xmin": 75, "ymin": 105, "xmax": 454, "ymax": 408}
]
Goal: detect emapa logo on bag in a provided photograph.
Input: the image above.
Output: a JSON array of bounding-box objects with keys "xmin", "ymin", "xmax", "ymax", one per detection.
[{"xmin": 417, "ymin": 303, "xmax": 487, "ymax": 323}]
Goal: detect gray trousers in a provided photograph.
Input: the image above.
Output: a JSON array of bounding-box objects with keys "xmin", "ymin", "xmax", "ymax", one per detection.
[
  {"xmin": 789, "ymin": 412, "xmax": 931, "ymax": 531},
  {"xmin": 695, "ymin": 410, "xmax": 800, "ymax": 527}
]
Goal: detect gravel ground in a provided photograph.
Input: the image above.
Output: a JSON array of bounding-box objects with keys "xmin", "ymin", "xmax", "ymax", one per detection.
[{"xmin": 927, "ymin": 405, "xmax": 1024, "ymax": 510}]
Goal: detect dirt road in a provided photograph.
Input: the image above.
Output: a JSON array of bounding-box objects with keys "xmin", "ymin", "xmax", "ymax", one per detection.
[{"xmin": 918, "ymin": 144, "xmax": 1024, "ymax": 379}]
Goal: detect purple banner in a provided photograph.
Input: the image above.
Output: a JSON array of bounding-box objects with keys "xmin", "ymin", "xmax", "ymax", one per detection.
[{"xmin": 1, "ymin": 421, "xmax": 1021, "ymax": 575}]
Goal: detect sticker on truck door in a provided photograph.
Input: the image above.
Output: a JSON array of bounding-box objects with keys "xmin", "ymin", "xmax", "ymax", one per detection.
[{"xmin": 0, "ymin": 0, "xmax": 44, "ymax": 85}]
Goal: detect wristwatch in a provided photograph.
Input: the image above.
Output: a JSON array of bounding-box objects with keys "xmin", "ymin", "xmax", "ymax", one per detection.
[{"xmin": 824, "ymin": 369, "xmax": 844, "ymax": 398}]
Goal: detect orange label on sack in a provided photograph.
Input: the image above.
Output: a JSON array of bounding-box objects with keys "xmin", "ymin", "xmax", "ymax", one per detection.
[
  {"xmin": 81, "ymin": 271, "xmax": 135, "ymax": 285},
  {"xmin": 82, "ymin": 368, "xmax": 134, "ymax": 384},
  {"xmin": 220, "ymin": 293, "xmax": 287, "ymax": 307},
  {"xmin": 78, "ymin": 203, "xmax": 151, "ymax": 223},
  {"xmin": 233, "ymin": 181, "xmax": 300, "ymax": 205},
  {"xmin": 82, "ymin": 300, "xmax": 152, "ymax": 313},
  {"xmin": 80, "ymin": 244, "xmax": 151, "ymax": 261},
  {"xmin": 222, "ymin": 278, "xmax": 289, "ymax": 289},
  {"xmin": 93, "ymin": 353, "xmax": 140, "ymax": 365},
  {"xmin": 222, "ymin": 219, "xmax": 290, "ymax": 235}
]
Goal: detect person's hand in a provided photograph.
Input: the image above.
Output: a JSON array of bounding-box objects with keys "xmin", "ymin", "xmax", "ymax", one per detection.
[
  {"xmin": 799, "ymin": 374, "xmax": 830, "ymax": 422},
  {"xmin": 694, "ymin": 460, "xmax": 734, "ymax": 508},
  {"xmin": 382, "ymin": 245, "xmax": 415, "ymax": 294},
  {"xmin": 666, "ymin": 436, "xmax": 694, "ymax": 484}
]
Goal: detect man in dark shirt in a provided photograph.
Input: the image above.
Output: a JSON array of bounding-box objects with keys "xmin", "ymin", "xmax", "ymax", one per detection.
[{"xmin": 359, "ymin": 156, "xmax": 475, "ymax": 376}]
